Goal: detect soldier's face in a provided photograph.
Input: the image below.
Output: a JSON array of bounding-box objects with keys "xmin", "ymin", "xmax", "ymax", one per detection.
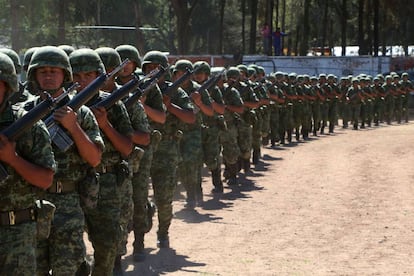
[
  {"xmin": 193, "ymin": 72, "xmax": 208, "ymax": 84},
  {"xmin": 35, "ymin": 66, "xmax": 65, "ymax": 90},
  {"xmin": 73, "ymin": 71, "xmax": 99, "ymax": 91},
  {"xmin": 119, "ymin": 61, "xmax": 135, "ymax": 77},
  {"xmin": 0, "ymin": 81, "xmax": 6, "ymax": 105}
]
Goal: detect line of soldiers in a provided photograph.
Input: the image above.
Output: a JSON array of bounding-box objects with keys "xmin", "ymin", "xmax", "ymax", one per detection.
[{"xmin": 0, "ymin": 44, "xmax": 412, "ymax": 276}]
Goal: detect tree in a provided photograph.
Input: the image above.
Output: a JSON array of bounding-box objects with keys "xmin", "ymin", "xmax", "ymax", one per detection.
[{"xmin": 171, "ymin": 0, "xmax": 199, "ymax": 54}]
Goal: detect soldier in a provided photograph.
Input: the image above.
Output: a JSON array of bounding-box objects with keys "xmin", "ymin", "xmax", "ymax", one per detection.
[
  {"xmin": 193, "ymin": 61, "xmax": 226, "ymax": 193},
  {"xmin": 382, "ymin": 75, "xmax": 396, "ymax": 125},
  {"xmin": 400, "ymin": 72, "xmax": 413, "ymax": 123},
  {"xmin": 0, "ymin": 48, "xmax": 26, "ymax": 105},
  {"xmin": 347, "ymin": 78, "xmax": 363, "ymax": 130},
  {"xmin": 115, "ymin": 44, "xmax": 154, "ymax": 264},
  {"xmin": 220, "ymin": 67, "xmax": 244, "ymax": 185},
  {"xmin": 392, "ymin": 74, "xmax": 403, "ymax": 123},
  {"xmin": 235, "ymin": 64, "xmax": 260, "ymax": 173},
  {"xmin": 318, "ymin": 74, "xmax": 330, "ymax": 134},
  {"xmin": 267, "ymin": 72, "xmax": 285, "ymax": 146},
  {"xmin": 75, "ymin": 47, "xmax": 134, "ymax": 276},
  {"xmin": 372, "ymin": 77, "xmax": 385, "ymax": 126},
  {"xmin": 149, "ymin": 52, "xmax": 195, "ymax": 248},
  {"xmin": 0, "ymin": 52, "xmax": 55, "ymax": 276},
  {"xmin": 25, "ymin": 46, "xmax": 104, "ymax": 275},
  {"xmin": 174, "ymin": 59, "xmax": 213, "ymax": 208},
  {"xmin": 310, "ymin": 76, "xmax": 322, "ymax": 136}
]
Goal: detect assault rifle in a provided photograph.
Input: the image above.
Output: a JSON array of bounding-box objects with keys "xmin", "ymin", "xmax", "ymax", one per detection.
[
  {"xmin": 45, "ymin": 59, "xmax": 128, "ymax": 152},
  {"xmin": 162, "ymin": 68, "xmax": 194, "ymax": 97},
  {"xmin": 123, "ymin": 66, "xmax": 167, "ymax": 110},
  {"xmin": 196, "ymin": 69, "xmax": 225, "ymax": 94},
  {"xmin": 0, "ymin": 83, "xmax": 79, "ymax": 182}
]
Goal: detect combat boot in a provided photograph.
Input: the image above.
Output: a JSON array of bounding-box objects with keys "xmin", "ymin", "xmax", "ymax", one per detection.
[
  {"xmin": 295, "ymin": 128, "xmax": 300, "ymax": 141},
  {"xmin": 287, "ymin": 130, "xmax": 292, "ymax": 143},
  {"xmin": 113, "ymin": 255, "xmax": 123, "ymax": 276},
  {"xmin": 227, "ymin": 163, "xmax": 238, "ymax": 186},
  {"xmin": 243, "ymin": 158, "xmax": 251, "ymax": 174},
  {"xmin": 157, "ymin": 235, "xmax": 170, "ymax": 248},
  {"xmin": 143, "ymin": 201, "xmax": 156, "ymax": 233},
  {"xmin": 211, "ymin": 168, "xmax": 223, "ymax": 193},
  {"xmin": 252, "ymin": 149, "xmax": 260, "ymax": 165},
  {"xmin": 133, "ymin": 233, "xmax": 146, "ymax": 262}
]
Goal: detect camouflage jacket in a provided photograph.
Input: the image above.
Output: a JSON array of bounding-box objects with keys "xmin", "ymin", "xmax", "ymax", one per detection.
[{"xmin": 0, "ymin": 105, "xmax": 56, "ymax": 211}]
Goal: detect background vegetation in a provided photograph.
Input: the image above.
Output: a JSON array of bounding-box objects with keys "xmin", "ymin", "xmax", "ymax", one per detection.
[{"xmin": 1, "ymin": 0, "xmax": 413, "ymax": 56}]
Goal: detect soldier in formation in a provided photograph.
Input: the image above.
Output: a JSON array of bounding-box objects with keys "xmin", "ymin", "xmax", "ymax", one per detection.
[{"xmin": 2, "ymin": 43, "xmax": 413, "ymax": 275}]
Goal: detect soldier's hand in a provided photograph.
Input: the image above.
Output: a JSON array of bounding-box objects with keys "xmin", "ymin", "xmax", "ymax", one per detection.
[
  {"xmin": 140, "ymin": 94, "xmax": 147, "ymax": 104},
  {"xmin": 162, "ymin": 95, "xmax": 172, "ymax": 107},
  {"xmin": 191, "ymin": 92, "xmax": 202, "ymax": 105},
  {"xmin": 54, "ymin": 106, "xmax": 79, "ymax": 132},
  {"xmin": 0, "ymin": 134, "xmax": 17, "ymax": 164},
  {"xmin": 91, "ymin": 106, "xmax": 109, "ymax": 128}
]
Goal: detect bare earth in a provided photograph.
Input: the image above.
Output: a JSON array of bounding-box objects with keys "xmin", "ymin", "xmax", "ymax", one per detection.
[{"xmin": 86, "ymin": 119, "xmax": 414, "ymax": 276}]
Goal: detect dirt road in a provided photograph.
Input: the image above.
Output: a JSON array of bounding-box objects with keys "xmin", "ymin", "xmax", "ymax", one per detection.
[{"xmin": 87, "ymin": 121, "xmax": 414, "ymax": 275}]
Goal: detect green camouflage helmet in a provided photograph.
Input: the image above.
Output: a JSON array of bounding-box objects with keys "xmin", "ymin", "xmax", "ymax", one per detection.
[
  {"xmin": 23, "ymin": 47, "xmax": 39, "ymax": 71},
  {"xmin": 141, "ymin": 50, "xmax": 169, "ymax": 71},
  {"xmin": 0, "ymin": 48, "xmax": 21, "ymax": 74},
  {"xmin": 0, "ymin": 52, "xmax": 18, "ymax": 94},
  {"xmin": 115, "ymin": 44, "xmax": 141, "ymax": 68},
  {"xmin": 226, "ymin": 66, "xmax": 240, "ymax": 79},
  {"xmin": 27, "ymin": 46, "xmax": 72, "ymax": 83},
  {"xmin": 257, "ymin": 66, "xmax": 265, "ymax": 75},
  {"xmin": 237, "ymin": 64, "xmax": 248, "ymax": 74},
  {"xmin": 58, "ymin": 45, "xmax": 75, "ymax": 56},
  {"xmin": 69, "ymin": 48, "xmax": 106, "ymax": 74},
  {"xmin": 193, "ymin": 61, "xmax": 211, "ymax": 75},
  {"xmin": 247, "ymin": 67, "xmax": 256, "ymax": 77},
  {"xmin": 173, "ymin": 59, "xmax": 193, "ymax": 73},
  {"xmin": 95, "ymin": 47, "xmax": 121, "ymax": 70}
]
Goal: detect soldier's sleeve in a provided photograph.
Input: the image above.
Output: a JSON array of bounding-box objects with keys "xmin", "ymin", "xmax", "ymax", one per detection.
[
  {"xmin": 210, "ymin": 87, "xmax": 224, "ymax": 105},
  {"xmin": 28, "ymin": 121, "xmax": 56, "ymax": 171},
  {"xmin": 109, "ymin": 100, "xmax": 134, "ymax": 137},
  {"xmin": 201, "ymin": 89, "xmax": 213, "ymax": 106},
  {"xmin": 128, "ymin": 101, "xmax": 151, "ymax": 134},
  {"xmin": 230, "ymin": 88, "xmax": 244, "ymax": 106},
  {"xmin": 146, "ymin": 85, "xmax": 166, "ymax": 112},
  {"xmin": 174, "ymin": 87, "xmax": 194, "ymax": 111},
  {"xmin": 78, "ymin": 105, "xmax": 105, "ymax": 150}
]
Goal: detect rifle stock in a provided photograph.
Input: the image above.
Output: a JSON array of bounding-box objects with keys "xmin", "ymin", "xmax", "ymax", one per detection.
[
  {"xmin": 45, "ymin": 59, "xmax": 129, "ymax": 152},
  {"xmin": 0, "ymin": 83, "xmax": 79, "ymax": 182}
]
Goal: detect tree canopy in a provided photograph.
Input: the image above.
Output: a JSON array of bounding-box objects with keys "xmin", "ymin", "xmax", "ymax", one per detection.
[{"xmin": 1, "ymin": 0, "xmax": 413, "ymax": 57}]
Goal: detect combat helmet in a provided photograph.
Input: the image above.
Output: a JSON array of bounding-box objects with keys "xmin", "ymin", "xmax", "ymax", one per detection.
[
  {"xmin": 173, "ymin": 59, "xmax": 193, "ymax": 73},
  {"xmin": 58, "ymin": 45, "xmax": 75, "ymax": 56},
  {"xmin": 193, "ymin": 61, "xmax": 211, "ymax": 75},
  {"xmin": 23, "ymin": 47, "xmax": 39, "ymax": 72},
  {"xmin": 27, "ymin": 46, "xmax": 73, "ymax": 84},
  {"xmin": 226, "ymin": 66, "xmax": 240, "ymax": 79},
  {"xmin": 115, "ymin": 45, "xmax": 141, "ymax": 68},
  {"xmin": 0, "ymin": 52, "xmax": 18, "ymax": 94},
  {"xmin": 141, "ymin": 50, "xmax": 169, "ymax": 72},
  {"xmin": 95, "ymin": 47, "xmax": 121, "ymax": 70},
  {"xmin": 69, "ymin": 48, "xmax": 105, "ymax": 74},
  {"xmin": 0, "ymin": 48, "xmax": 21, "ymax": 74}
]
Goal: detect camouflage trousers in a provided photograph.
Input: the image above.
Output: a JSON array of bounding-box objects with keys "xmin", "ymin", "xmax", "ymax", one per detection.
[
  {"xmin": 179, "ymin": 129, "xmax": 203, "ymax": 204},
  {"xmin": 117, "ymin": 177, "xmax": 133, "ymax": 256},
  {"xmin": 37, "ymin": 192, "xmax": 85, "ymax": 275},
  {"xmin": 269, "ymin": 106, "xmax": 280, "ymax": 142},
  {"xmin": 150, "ymin": 138, "xmax": 180, "ymax": 239},
  {"xmin": 252, "ymin": 115, "xmax": 263, "ymax": 152},
  {"xmin": 237, "ymin": 120, "xmax": 253, "ymax": 159},
  {"xmin": 131, "ymin": 147, "xmax": 153, "ymax": 249},
  {"xmin": 219, "ymin": 122, "xmax": 240, "ymax": 165},
  {"xmin": 202, "ymin": 125, "xmax": 221, "ymax": 171},
  {"xmin": 1, "ymin": 222, "xmax": 37, "ymax": 276},
  {"xmin": 84, "ymin": 173, "xmax": 121, "ymax": 276}
]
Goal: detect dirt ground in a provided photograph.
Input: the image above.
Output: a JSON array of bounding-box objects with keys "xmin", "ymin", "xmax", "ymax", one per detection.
[{"xmin": 86, "ymin": 118, "xmax": 414, "ymax": 276}]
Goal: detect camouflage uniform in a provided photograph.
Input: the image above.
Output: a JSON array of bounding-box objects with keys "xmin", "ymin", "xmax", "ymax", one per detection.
[
  {"xmin": 0, "ymin": 53, "xmax": 56, "ymax": 276},
  {"xmin": 175, "ymin": 60, "xmax": 212, "ymax": 208},
  {"xmin": 347, "ymin": 79, "xmax": 363, "ymax": 130},
  {"xmin": 219, "ymin": 67, "xmax": 243, "ymax": 186},
  {"xmin": 22, "ymin": 46, "xmax": 103, "ymax": 276},
  {"xmin": 382, "ymin": 76, "xmax": 396, "ymax": 124},
  {"xmin": 150, "ymin": 57, "xmax": 194, "ymax": 247},
  {"xmin": 400, "ymin": 73, "xmax": 413, "ymax": 123}
]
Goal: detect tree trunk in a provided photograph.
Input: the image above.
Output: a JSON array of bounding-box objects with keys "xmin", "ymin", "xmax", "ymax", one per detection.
[
  {"xmin": 219, "ymin": 0, "xmax": 225, "ymax": 54},
  {"xmin": 358, "ymin": 0, "xmax": 368, "ymax": 55},
  {"xmin": 281, "ymin": 0, "xmax": 286, "ymax": 54},
  {"xmin": 57, "ymin": 0, "xmax": 65, "ymax": 44},
  {"xmin": 10, "ymin": 0, "xmax": 21, "ymax": 51},
  {"xmin": 320, "ymin": 0, "xmax": 329, "ymax": 56},
  {"xmin": 341, "ymin": 0, "xmax": 347, "ymax": 56},
  {"xmin": 171, "ymin": 0, "xmax": 199, "ymax": 54},
  {"xmin": 249, "ymin": 0, "xmax": 258, "ymax": 54},
  {"xmin": 133, "ymin": 2, "xmax": 145, "ymax": 54},
  {"xmin": 299, "ymin": 0, "xmax": 310, "ymax": 56},
  {"xmin": 241, "ymin": 0, "xmax": 246, "ymax": 54}
]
